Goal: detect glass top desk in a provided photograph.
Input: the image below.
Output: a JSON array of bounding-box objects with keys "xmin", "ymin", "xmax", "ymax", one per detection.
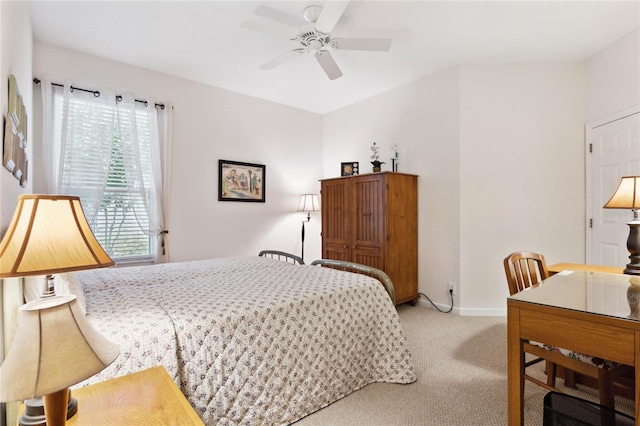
[{"xmin": 507, "ymin": 270, "xmax": 640, "ymax": 425}]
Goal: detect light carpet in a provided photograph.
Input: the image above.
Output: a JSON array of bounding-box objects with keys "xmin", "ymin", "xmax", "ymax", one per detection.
[{"xmin": 296, "ymin": 304, "xmax": 634, "ymax": 425}]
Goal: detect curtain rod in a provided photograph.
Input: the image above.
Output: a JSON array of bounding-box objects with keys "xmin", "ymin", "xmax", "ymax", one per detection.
[{"xmin": 33, "ymin": 78, "xmax": 165, "ymax": 110}]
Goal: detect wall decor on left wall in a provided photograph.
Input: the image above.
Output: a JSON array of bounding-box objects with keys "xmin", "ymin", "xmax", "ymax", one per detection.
[
  {"xmin": 3, "ymin": 75, "xmax": 28, "ymax": 187},
  {"xmin": 218, "ymin": 159, "xmax": 266, "ymax": 202}
]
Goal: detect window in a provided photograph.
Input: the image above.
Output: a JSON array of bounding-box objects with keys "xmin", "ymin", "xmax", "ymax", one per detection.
[{"xmin": 53, "ymin": 89, "xmax": 156, "ymax": 261}]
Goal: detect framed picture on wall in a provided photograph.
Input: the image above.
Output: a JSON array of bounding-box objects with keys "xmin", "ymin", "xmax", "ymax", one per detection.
[
  {"xmin": 3, "ymin": 118, "xmax": 15, "ymax": 172},
  {"xmin": 218, "ymin": 159, "xmax": 266, "ymax": 202},
  {"xmin": 4, "ymin": 74, "xmax": 28, "ymax": 186},
  {"xmin": 8, "ymin": 75, "xmax": 18, "ymax": 126}
]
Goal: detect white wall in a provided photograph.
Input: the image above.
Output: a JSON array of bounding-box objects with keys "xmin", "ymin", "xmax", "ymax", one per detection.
[
  {"xmin": 0, "ymin": 1, "xmax": 33, "ymax": 231},
  {"xmin": 0, "ymin": 2, "xmax": 33, "ymax": 423},
  {"xmin": 323, "ymin": 68, "xmax": 461, "ymax": 311},
  {"xmin": 32, "ymin": 43, "xmax": 324, "ymax": 263},
  {"xmin": 459, "ymin": 63, "xmax": 586, "ymax": 313},
  {"xmin": 324, "ymin": 22, "xmax": 638, "ymax": 315},
  {"xmin": 324, "ymin": 62, "xmax": 587, "ymax": 315},
  {"xmin": 587, "ymin": 28, "xmax": 640, "ymax": 122}
]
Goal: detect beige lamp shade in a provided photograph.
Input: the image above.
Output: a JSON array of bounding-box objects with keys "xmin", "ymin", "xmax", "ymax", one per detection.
[
  {"xmin": 0, "ymin": 294, "xmax": 120, "ymax": 402},
  {"xmin": 603, "ymin": 176, "xmax": 640, "ymax": 210},
  {"xmin": 297, "ymin": 194, "xmax": 320, "ymax": 213},
  {"xmin": 0, "ymin": 194, "xmax": 114, "ymax": 278}
]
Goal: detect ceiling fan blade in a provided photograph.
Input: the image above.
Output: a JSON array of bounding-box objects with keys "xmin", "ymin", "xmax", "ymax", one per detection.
[
  {"xmin": 241, "ymin": 21, "xmax": 294, "ymax": 40},
  {"xmin": 260, "ymin": 49, "xmax": 303, "ymax": 70},
  {"xmin": 255, "ymin": 5, "xmax": 306, "ymax": 29},
  {"xmin": 315, "ymin": 1, "xmax": 349, "ymax": 34},
  {"xmin": 332, "ymin": 38, "xmax": 392, "ymax": 52},
  {"xmin": 315, "ymin": 50, "xmax": 343, "ymax": 80}
]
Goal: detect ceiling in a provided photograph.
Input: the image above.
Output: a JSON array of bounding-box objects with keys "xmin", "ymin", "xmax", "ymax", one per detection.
[{"xmin": 28, "ymin": 1, "xmax": 640, "ymax": 115}]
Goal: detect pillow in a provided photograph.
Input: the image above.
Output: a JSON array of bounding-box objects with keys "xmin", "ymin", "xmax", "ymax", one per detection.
[{"xmin": 55, "ymin": 273, "xmax": 87, "ymax": 315}]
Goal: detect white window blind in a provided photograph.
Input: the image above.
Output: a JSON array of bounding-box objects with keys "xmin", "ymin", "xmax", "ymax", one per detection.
[{"xmin": 53, "ymin": 90, "xmax": 154, "ymax": 260}]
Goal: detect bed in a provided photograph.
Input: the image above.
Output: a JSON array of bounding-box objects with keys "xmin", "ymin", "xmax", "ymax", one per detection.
[{"xmin": 70, "ymin": 256, "xmax": 416, "ymax": 425}]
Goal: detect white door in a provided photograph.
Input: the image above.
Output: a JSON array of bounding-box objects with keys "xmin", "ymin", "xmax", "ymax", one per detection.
[{"xmin": 587, "ymin": 106, "xmax": 640, "ymax": 267}]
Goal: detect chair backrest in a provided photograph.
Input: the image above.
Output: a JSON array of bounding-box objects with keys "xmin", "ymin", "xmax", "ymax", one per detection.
[{"xmin": 503, "ymin": 251, "xmax": 549, "ymax": 295}]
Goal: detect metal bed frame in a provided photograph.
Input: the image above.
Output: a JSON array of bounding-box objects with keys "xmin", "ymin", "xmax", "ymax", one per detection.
[
  {"xmin": 257, "ymin": 251, "xmax": 395, "ymax": 303},
  {"xmin": 258, "ymin": 250, "xmax": 304, "ymax": 265},
  {"xmin": 310, "ymin": 259, "xmax": 395, "ymax": 305}
]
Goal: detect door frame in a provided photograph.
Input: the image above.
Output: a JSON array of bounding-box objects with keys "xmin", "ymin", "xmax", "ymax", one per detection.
[{"xmin": 585, "ymin": 104, "xmax": 640, "ymax": 263}]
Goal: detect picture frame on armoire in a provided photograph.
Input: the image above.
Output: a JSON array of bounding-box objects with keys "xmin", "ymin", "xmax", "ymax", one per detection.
[
  {"xmin": 341, "ymin": 162, "xmax": 359, "ymax": 176},
  {"xmin": 218, "ymin": 159, "xmax": 266, "ymax": 202}
]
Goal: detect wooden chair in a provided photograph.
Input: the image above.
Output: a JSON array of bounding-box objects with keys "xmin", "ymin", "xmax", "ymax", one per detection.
[
  {"xmin": 258, "ymin": 250, "xmax": 304, "ymax": 265},
  {"xmin": 504, "ymin": 251, "xmax": 559, "ymax": 386},
  {"xmin": 504, "ymin": 251, "xmax": 632, "ymax": 410},
  {"xmin": 504, "ymin": 251, "xmax": 549, "ymax": 295}
]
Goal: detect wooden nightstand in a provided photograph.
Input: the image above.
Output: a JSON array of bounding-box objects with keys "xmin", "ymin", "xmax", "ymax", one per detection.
[
  {"xmin": 19, "ymin": 366, "xmax": 203, "ymax": 425},
  {"xmin": 69, "ymin": 366, "xmax": 203, "ymax": 425}
]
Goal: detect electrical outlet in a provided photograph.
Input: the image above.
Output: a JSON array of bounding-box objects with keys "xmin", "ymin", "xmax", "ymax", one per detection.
[{"xmin": 448, "ymin": 282, "xmax": 456, "ymax": 294}]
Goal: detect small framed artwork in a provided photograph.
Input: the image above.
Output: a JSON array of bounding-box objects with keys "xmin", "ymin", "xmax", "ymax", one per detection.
[
  {"xmin": 219, "ymin": 159, "xmax": 266, "ymax": 202},
  {"xmin": 8, "ymin": 75, "xmax": 18, "ymax": 126},
  {"xmin": 19, "ymin": 157, "xmax": 28, "ymax": 188},
  {"xmin": 4, "ymin": 75, "xmax": 28, "ymax": 186},
  {"xmin": 341, "ymin": 162, "xmax": 359, "ymax": 176},
  {"xmin": 3, "ymin": 118, "xmax": 15, "ymax": 172}
]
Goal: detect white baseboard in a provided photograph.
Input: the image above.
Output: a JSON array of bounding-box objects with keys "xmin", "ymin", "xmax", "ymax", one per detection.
[{"xmin": 415, "ymin": 298, "xmax": 506, "ymax": 316}]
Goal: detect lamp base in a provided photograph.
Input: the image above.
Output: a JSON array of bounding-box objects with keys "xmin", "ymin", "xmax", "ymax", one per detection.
[
  {"xmin": 625, "ymin": 222, "xmax": 640, "ymax": 276},
  {"xmin": 19, "ymin": 391, "xmax": 78, "ymax": 426},
  {"xmin": 624, "ymin": 259, "xmax": 640, "ymax": 275}
]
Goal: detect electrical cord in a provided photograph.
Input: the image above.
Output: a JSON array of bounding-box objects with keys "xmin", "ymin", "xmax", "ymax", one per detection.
[{"xmin": 418, "ymin": 289, "xmax": 454, "ymax": 313}]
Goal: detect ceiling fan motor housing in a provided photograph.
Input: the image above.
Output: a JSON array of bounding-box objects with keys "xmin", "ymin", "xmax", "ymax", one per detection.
[{"xmin": 297, "ymin": 29, "xmax": 330, "ymax": 51}]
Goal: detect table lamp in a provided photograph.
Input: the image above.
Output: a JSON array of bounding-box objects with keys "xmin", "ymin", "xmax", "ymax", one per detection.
[
  {"xmin": 0, "ymin": 194, "xmax": 119, "ymax": 426},
  {"xmin": 297, "ymin": 194, "xmax": 320, "ymax": 262},
  {"xmin": 603, "ymin": 176, "xmax": 640, "ymax": 275}
]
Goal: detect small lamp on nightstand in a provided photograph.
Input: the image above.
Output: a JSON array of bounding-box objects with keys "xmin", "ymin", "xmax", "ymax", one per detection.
[
  {"xmin": 0, "ymin": 295, "xmax": 120, "ymax": 426},
  {"xmin": 297, "ymin": 194, "xmax": 320, "ymax": 262},
  {"xmin": 603, "ymin": 176, "xmax": 640, "ymax": 275},
  {"xmin": 0, "ymin": 194, "xmax": 119, "ymax": 426}
]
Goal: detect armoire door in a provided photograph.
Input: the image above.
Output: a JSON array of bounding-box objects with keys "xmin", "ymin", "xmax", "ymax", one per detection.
[
  {"xmin": 321, "ymin": 178, "xmax": 350, "ymax": 261},
  {"xmin": 351, "ymin": 174, "xmax": 385, "ymax": 269}
]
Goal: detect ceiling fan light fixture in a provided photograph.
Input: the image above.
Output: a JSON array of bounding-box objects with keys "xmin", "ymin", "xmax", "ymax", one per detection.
[{"xmin": 309, "ymin": 40, "xmax": 323, "ymax": 51}]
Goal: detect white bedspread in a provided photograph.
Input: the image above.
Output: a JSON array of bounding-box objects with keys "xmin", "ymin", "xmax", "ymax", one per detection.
[{"xmin": 76, "ymin": 257, "xmax": 416, "ymax": 425}]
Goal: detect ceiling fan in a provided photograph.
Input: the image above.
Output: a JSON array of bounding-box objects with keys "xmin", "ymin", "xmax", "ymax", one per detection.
[{"xmin": 242, "ymin": 1, "xmax": 392, "ymax": 80}]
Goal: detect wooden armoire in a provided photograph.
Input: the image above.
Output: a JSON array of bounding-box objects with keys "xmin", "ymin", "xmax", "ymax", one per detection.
[{"xmin": 320, "ymin": 172, "xmax": 418, "ymax": 305}]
